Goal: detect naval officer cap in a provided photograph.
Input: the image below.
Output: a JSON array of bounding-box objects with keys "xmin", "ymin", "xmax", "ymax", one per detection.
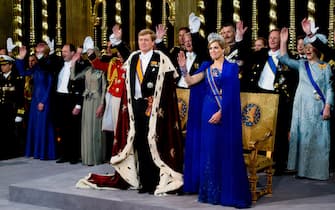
[{"xmin": 0, "ymin": 55, "xmax": 15, "ymax": 65}]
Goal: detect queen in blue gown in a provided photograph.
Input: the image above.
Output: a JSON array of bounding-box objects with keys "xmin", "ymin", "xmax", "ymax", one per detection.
[
  {"xmin": 16, "ymin": 46, "xmax": 56, "ymax": 160},
  {"xmin": 179, "ymin": 33, "xmax": 251, "ymax": 208}
]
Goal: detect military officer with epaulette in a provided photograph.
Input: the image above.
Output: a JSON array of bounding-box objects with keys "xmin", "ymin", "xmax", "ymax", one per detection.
[{"xmin": 0, "ymin": 55, "xmax": 25, "ymax": 160}]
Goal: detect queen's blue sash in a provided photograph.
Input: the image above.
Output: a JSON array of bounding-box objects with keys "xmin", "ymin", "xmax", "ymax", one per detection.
[
  {"xmin": 206, "ymin": 67, "xmax": 222, "ymax": 109},
  {"xmin": 304, "ymin": 61, "xmax": 325, "ymax": 114},
  {"xmin": 304, "ymin": 61, "xmax": 326, "ymax": 103}
]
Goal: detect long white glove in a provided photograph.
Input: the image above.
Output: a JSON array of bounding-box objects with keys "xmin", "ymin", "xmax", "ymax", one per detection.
[
  {"xmin": 310, "ymin": 21, "xmax": 319, "ymax": 34},
  {"xmin": 304, "ymin": 21, "xmax": 325, "ymax": 44},
  {"xmin": 109, "ymin": 34, "xmax": 122, "ymax": 47},
  {"xmin": 188, "ymin": 12, "xmax": 201, "ymax": 33},
  {"xmin": 82, "ymin": 36, "xmax": 94, "ymax": 53},
  {"xmin": 45, "ymin": 36, "xmax": 55, "ymax": 55},
  {"xmin": 15, "ymin": 116, "xmax": 23, "ymax": 123},
  {"xmin": 6, "ymin": 38, "xmax": 17, "ymax": 53}
]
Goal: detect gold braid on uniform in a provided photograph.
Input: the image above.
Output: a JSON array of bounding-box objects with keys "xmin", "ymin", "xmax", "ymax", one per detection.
[{"xmin": 107, "ymin": 57, "xmax": 119, "ymax": 91}]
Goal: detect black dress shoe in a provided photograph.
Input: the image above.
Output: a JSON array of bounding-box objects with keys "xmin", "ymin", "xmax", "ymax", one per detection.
[
  {"xmin": 167, "ymin": 188, "xmax": 184, "ymax": 196},
  {"xmin": 274, "ymin": 169, "xmax": 284, "ymax": 176},
  {"xmin": 283, "ymin": 169, "xmax": 297, "ymax": 175},
  {"xmin": 69, "ymin": 159, "xmax": 79, "ymax": 164},
  {"xmin": 56, "ymin": 158, "xmax": 68, "ymax": 163},
  {"xmin": 138, "ymin": 188, "xmax": 148, "ymax": 194},
  {"xmin": 138, "ymin": 187, "xmax": 155, "ymax": 194}
]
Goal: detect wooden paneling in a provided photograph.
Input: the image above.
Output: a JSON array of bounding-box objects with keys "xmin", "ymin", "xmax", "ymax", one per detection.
[
  {"xmin": 0, "ymin": 0, "xmax": 13, "ymax": 49},
  {"xmin": 65, "ymin": 0, "xmax": 92, "ymax": 47}
]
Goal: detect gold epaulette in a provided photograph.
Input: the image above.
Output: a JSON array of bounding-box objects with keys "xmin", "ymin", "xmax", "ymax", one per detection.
[
  {"xmin": 320, "ymin": 53, "xmax": 324, "ymax": 61},
  {"xmin": 107, "ymin": 57, "xmax": 119, "ymax": 84},
  {"xmin": 110, "ymin": 47, "xmax": 119, "ymax": 54},
  {"xmin": 17, "ymin": 108, "xmax": 25, "ymax": 115},
  {"xmin": 328, "ymin": 59, "xmax": 335, "ymax": 67},
  {"xmin": 100, "ymin": 49, "xmax": 107, "ymax": 56}
]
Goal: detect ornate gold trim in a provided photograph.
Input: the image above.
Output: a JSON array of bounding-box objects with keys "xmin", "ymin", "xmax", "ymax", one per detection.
[
  {"xmin": 162, "ymin": 0, "xmax": 167, "ymax": 45},
  {"xmin": 197, "ymin": 0, "xmax": 205, "ymax": 38},
  {"xmin": 29, "ymin": 0, "xmax": 36, "ymax": 50},
  {"xmin": 166, "ymin": 0, "xmax": 176, "ymax": 26},
  {"xmin": 288, "ymin": 0, "xmax": 296, "ymax": 51},
  {"xmin": 92, "ymin": 1, "xmax": 102, "ymax": 47},
  {"xmin": 115, "ymin": 0, "xmax": 122, "ymax": 25},
  {"xmin": 233, "ymin": 0, "xmax": 240, "ymax": 23},
  {"xmin": 329, "ymin": 0, "xmax": 334, "ymax": 47},
  {"xmin": 307, "ymin": 0, "xmax": 315, "ymax": 22},
  {"xmin": 55, "ymin": 0, "xmax": 62, "ymax": 54},
  {"xmin": 101, "ymin": 0, "xmax": 107, "ymax": 48},
  {"xmin": 146, "ymin": 0, "xmax": 152, "ymax": 28},
  {"xmin": 269, "ymin": 0, "xmax": 277, "ymax": 30},
  {"xmin": 129, "ymin": 0, "xmax": 135, "ymax": 50},
  {"xmin": 13, "ymin": 0, "xmax": 23, "ymax": 47},
  {"xmin": 41, "ymin": 0, "xmax": 48, "ymax": 42},
  {"xmin": 217, "ymin": 0, "xmax": 222, "ymax": 32},
  {"xmin": 251, "ymin": 0, "xmax": 258, "ymax": 42}
]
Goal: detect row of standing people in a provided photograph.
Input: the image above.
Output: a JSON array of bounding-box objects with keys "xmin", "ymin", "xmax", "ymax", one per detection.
[
  {"xmin": 238, "ymin": 19, "xmax": 334, "ymax": 181},
  {"xmin": 173, "ymin": 16, "xmax": 333, "ymax": 181},
  {"xmin": 76, "ymin": 14, "xmax": 252, "ymax": 208},
  {"xmin": 164, "ymin": 16, "xmax": 334, "ymax": 207},
  {"xmin": 1, "ymin": 39, "xmax": 113, "ymax": 166},
  {"xmin": 14, "ymin": 42, "xmax": 91, "ymax": 164},
  {"xmin": 1, "ymin": 13, "xmax": 333, "ymax": 209},
  {"xmin": 129, "ymin": 13, "xmax": 334, "ymax": 203}
]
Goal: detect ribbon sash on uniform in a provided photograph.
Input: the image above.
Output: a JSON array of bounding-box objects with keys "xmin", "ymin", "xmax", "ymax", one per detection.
[
  {"xmin": 304, "ymin": 61, "xmax": 326, "ymax": 104},
  {"xmin": 206, "ymin": 67, "xmax": 222, "ymax": 109},
  {"xmin": 267, "ymin": 56, "xmax": 277, "ymax": 75},
  {"xmin": 305, "ymin": 61, "xmax": 326, "ymax": 115},
  {"xmin": 136, "ymin": 58, "xmax": 144, "ymax": 84}
]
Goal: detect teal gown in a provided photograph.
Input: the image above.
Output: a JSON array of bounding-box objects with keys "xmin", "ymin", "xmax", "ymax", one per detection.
[{"xmin": 279, "ymin": 54, "xmax": 334, "ymax": 180}]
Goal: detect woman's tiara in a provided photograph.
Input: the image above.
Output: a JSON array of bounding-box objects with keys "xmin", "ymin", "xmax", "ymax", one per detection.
[{"xmin": 207, "ymin": 32, "xmax": 225, "ymax": 44}]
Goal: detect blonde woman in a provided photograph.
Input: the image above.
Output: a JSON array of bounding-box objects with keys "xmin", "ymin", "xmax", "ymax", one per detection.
[{"xmin": 179, "ymin": 33, "xmax": 251, "ymax": 208}]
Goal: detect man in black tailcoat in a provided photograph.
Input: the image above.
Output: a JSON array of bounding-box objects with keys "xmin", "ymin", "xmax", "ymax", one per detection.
[
  {"xmin": 244, "ymin": 29, "xmax": 297, "ymax": 175},
  {"xmin": 54, "ymin": 44, "xmax": 90, "ymax": 164}
]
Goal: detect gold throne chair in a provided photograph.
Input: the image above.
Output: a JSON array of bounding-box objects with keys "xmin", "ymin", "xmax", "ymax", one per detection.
[
  {"xmin": 176, "ymin": 88, "xmax": 190, "ymax": 137},
  {"xmin": 240, "ymin": 92, "xmax": 279, "ymax": 203}
]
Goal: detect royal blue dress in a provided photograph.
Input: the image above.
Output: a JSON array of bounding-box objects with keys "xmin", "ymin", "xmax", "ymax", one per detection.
[
  {"xmin": 184, "ymin": 60, "xmax": 251, "ymax": 208},
  {"xmin": 16, "ymin": 59, "xmax": 56, "ymax": 160}
]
